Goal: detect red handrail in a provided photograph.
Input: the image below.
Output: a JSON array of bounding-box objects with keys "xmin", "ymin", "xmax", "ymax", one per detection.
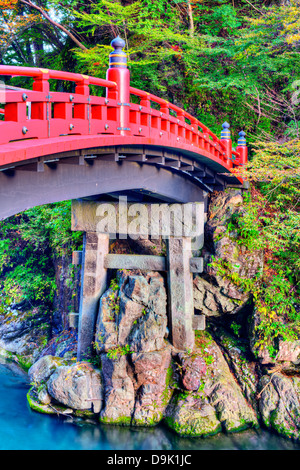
[
  {"xmin": 129, "ymin": 86, "xmax": 227, "ymax": 152},
  {"xmin": 0, "ymin": 62, "xmax": 247, "ymax": 170}
]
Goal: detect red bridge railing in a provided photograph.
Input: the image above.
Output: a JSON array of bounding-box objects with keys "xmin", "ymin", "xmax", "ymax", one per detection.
[{"xmin": 0, "ymin": 37, "xmax": 248, "ymax": 170}]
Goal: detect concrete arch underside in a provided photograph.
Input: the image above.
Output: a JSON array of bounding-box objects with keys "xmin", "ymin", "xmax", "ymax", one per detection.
[{"xmin": 0, "ymin": 145, "xmax": 215, "ymax": 220}]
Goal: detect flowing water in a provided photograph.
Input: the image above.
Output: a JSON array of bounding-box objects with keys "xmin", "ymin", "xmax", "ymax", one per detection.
[{"xmin": 0, "ymin": 359, "xmax": 299, "ymax": 451}]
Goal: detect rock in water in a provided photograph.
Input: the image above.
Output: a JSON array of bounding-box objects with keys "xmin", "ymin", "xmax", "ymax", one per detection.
[
  {"xmin": 258, "ymin": 372, "xmax": 300, "ymax": 440},
  {"xmin": 96, "ymin": 270, "xmax": 171, "ymax": 426},
  {"xmin": 99, "ymin": 354, "xmax": 135, "ymax": 426},
  {"xmin": 47, "ymin": 362, "xmax": 102, "ymax": 413},
  {"xmin": 131, "ymin": 346, "xmax": 173, "ymax": 427}
]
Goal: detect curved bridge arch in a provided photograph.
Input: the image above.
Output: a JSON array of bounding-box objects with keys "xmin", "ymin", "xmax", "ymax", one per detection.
[{"xmin": 0, "ymin": 144, "xmax": 211, "ymax": 220}]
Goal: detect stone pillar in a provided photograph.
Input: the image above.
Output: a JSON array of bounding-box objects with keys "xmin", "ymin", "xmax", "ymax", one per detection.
[
  {"xmin": 77, "ymin": 232, "xmax": 109, "ymax": 361},
  {"xmin": 166, "ymin": 236, "xmax": 195, "ymax": 352}
]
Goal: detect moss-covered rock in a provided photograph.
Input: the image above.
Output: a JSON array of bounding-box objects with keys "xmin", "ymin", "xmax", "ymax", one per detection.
[
  {"xmin": 165, "ymin": 393, "xmax": 222, "ymax": 437},
  {"xmin": 258, "ymin": 372, "xmax": 300, "ymax": 441},
  {"xmin": 27, "ymin": 386, "xmax": 55, "ymax": 415},
  {"xmin": 0, "ymin": 308, "xmax": 50, "ymax": 369},
  {"xmin": 47, "ymin": 362, "xmax": 102, "ymax": 413},
  {"xmin": 28, "ymin": 354, "xmax": 69, "ymax": 384},
  {"xmin": 193, "ymin": 189, "xmax": 263, "ymax": 318},
  {"xmin": 165, "ymin": 331, "xmax": 258, "ymax": 437}
]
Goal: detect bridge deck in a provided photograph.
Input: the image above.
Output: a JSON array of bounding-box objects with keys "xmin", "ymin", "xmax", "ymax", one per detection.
[{"xmin": 0, "ymin": 39, "xmax": 248, "ymax": 220}]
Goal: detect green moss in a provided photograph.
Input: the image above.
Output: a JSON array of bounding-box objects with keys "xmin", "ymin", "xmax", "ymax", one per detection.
[
  {"xmin": 26, "ymin": 387, "xmax": 55, "ymax": 415},
  {"xmin": 0, "ymin": 348, "xmax": 34, "ymax": 372},
  {"xmin": 161, "ymin": 363, "xmax": 175, "ymax": 407},
  {"xmin": 16, "ymin": 354, "xmax": 34, "ymax": 371},
  {"xmin": 0, "ymin": 347, "xmax": 14, "ymax": 361},
  {"xmin": 73, "ymin": 409, "xmax": 95, "ymax": 418},
  {"xmin": 99, "ymin": 415, "xmax": 132, "ymax": 427},
  {"xmin": 132, "ymin": 414, "xmax": 162, "ymax": 427},
  {"xmin": 224, "ymin": 418, "xmax": 258, "ymax": 434},
  {"xmin": 164, "ymin": 416, "xmax": 222, "ymax": 438}
]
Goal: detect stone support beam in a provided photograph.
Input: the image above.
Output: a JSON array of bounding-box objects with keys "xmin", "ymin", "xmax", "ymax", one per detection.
[
  {"xmin": 166, "ymin": 237, "xmax": 195, "ymax": 352},
  {"xmin": 104, "ymin": 254, "xmax": 166, "ymax": 271},
  {"xmin": 77, "ymin": 232, "xmax": 109, "ymax": 361}
]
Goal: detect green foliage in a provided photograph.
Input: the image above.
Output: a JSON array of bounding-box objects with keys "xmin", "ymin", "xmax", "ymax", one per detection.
[
  {"xmin": 193, "ymin": 1, "xmax": 242, "ymax": 36},
  {"xmin": 0, "ymin": 201, "xmax": 82, "ymax": 308},
  {"xmin": 213, "ymin": 142, "xmax": 300, "ymax": 356},
  {"xmin": 107, "ymin": 344, "xmax": 132, "ymax": 360},
  {"xmin": 230, "ymin": 321, "xmax": 242, "ymax": 337}
]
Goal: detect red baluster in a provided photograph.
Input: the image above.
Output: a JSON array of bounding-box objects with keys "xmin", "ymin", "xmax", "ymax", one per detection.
[{"xmin": 31, "ymin": 69, "xmax": 50, "ymax": 121}]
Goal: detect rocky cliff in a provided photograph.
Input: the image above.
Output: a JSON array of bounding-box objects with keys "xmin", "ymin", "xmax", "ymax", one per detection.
[{"xmin": 3, "ymin": 189, "xmax": 300, "ymax": 441}]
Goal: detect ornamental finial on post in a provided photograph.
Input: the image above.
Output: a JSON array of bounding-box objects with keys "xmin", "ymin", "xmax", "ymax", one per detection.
[
  {"xmin": 236, "ymin": 131, "xmax": 248, "ymax": 165},
  {"xmin": 109, "ymin": 36, "xmax": 127, "ymax": 69},
  {"xmin": 221, "ymin": 121, "xmax": 231, "ymax": 140}
]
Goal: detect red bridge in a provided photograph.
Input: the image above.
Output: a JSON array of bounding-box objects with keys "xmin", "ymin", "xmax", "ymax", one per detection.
[
  {"xmin": 0, "ymin": 36, "xmax": 247, "ymax": 220},
  {"xmin": 0, "ymin": 37, "xmax": 249, "ymax": 357}
]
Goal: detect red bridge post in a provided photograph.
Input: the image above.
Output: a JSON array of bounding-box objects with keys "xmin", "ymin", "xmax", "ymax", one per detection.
[
  {"xmin": 106, "ymin": 36, "xmax": 130, "ymax": 135},
  {"xmin": 221, "ymin": 121, "xmax": 233, "ymax": 168},
  {"xmin": 236, "ymin": 131, "xmax": 248, "ymax": 165}
]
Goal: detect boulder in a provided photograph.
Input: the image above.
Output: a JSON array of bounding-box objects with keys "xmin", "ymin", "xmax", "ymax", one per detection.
[
  {"xmin": 95, "ymin": 270, "xmax": 169, "ymax": 426},
  {"xmin": 47, "ymin": 362, "xmax": 102, "ymax": 413},
  {"xmin": 0, "ymin": 308, "xmax": 50, "ymax": 368},
  {"xmin": 128, "ymin": 272, "xmax": 167, "ymax": 353},
  {"xmin": 123, "ymin": 275, "xmax": 150, "ymax": 306},
  {"xmin": 202, "ymin": 334, "xmax": 258, "ymax": 433},
  {"xmin": 276, "ymin": 340, "xmax": 300, "ymax": 365},
  {"xmin": 258, "ymin": 372, "xmax": 300, "ymax": 440},
  {"xmin": 216, "ymin": 328, "xmax": 258, "ymax": 409},
  {"xmin": 37, "ymin": 384, "xmax": 52, "ymax": 405},
  {"xmin": 165, "ymin": 332, "xmax": 258, "ymax": 436},
  {"xmin": 99, "ymin": 354, "xmax": 135, "ymax": 425},
  {"xmin": 28, "ymin": 355, "xmax": 67, "ymax": 384},
  {"xmin": 178, "ymin": 352, "xmax": 206, "ymax": 392},
  {"xmin": 131, "ymin": 346, "xmax": 173, "ymax": 426},
  {"xmin": 165, "ymin": 394, "xmax": 222, "ymax": 437},
  {"xmin": 95, "ymin": 271, "xmax": 167, "ymax": 354}
]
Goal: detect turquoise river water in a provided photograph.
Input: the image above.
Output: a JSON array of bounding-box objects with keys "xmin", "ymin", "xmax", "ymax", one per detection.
[{"xmin": 0, "ymin": 359, "xmax": 300, "ymax": 451}]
